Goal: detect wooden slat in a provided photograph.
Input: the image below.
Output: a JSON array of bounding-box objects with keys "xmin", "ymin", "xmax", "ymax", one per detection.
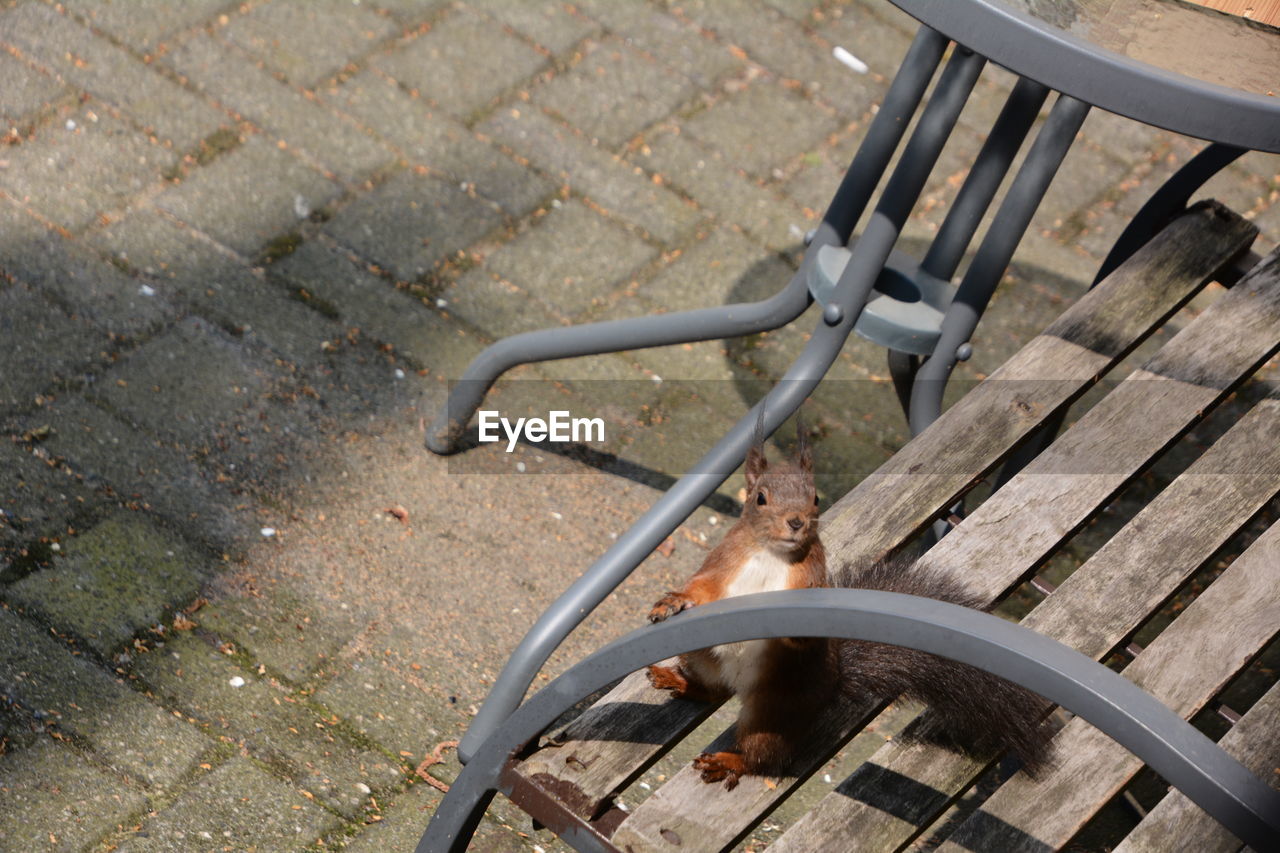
[
  {"xmin": 768, "ymin": 394, "xmax": 1280, "ymax": 853},
  {"xmin": 1113, "ymin": 682, "xmax": 1280, "ymax": 853},
  {"xmin": 598, "ymin": 208, "xmax": 1260, "ymax": 852},
  {"xmin": 935, "ymin": 521, "xmax": 1280, "ymax": 853},
  {"xmin": 512, "ymin": 666, "xmax": 720, "ymax": 821},
  {"xmin": 921, "ymin": 247, "xmax": 1280, "ymax": 601},
  {"xmin": 820, "ymin": 201, "xmax": 1255, "ymax": 564}
]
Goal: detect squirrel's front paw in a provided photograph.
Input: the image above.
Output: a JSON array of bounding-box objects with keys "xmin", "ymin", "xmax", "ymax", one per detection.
[
  {"xmin": 693, "ymin": 751, "xmax": 745, "ymax": 790},
  {"xmin": 647, "ymin": 664, "xmax": 689, "ymax": 697},
  {"xmin": 649, "ymin": 592, "xmax": 694, "ymax": 623}
]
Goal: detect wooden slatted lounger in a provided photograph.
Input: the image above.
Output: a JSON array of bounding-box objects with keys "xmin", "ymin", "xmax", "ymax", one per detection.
[{"xmin": 463, "ymin": 200, "xmax": 1280, "ymax": 851}]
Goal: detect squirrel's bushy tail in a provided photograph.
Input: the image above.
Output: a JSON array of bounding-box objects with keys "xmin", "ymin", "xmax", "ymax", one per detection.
[{"xmin": 833, "ymin": 557, "xmax": 1055, "ymax": 776}]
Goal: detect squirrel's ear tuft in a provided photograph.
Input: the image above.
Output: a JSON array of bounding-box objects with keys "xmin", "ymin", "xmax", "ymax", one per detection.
[
  {"xmin": 746, "ymin": 406, "xmax": 768, "ymax": 490},
  {"xmin": 795, "ymin": 415, "xmax": 813, "ymax": 474}
]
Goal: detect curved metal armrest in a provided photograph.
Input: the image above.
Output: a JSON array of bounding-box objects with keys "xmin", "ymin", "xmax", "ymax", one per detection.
[{"xmin": 420, "ymin": 590, "xmax": 1280, "ymax": 853}]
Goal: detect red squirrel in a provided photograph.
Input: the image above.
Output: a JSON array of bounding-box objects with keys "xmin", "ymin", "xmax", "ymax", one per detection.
[{"xmin": 647, "ymin": 421, "xmax": 1053, "ymax": 789}]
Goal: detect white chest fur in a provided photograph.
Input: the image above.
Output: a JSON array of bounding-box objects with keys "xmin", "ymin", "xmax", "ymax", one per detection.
[{"xmin": 709, "ymin": 549, "xmax": 793, "ymax": 693}]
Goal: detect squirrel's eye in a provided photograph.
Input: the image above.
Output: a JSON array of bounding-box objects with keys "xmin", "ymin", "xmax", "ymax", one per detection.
[
  {"xmin": 756, "ymin": 491, "xmax": 767, "ymax": 506},
  {"xmin": 814, "ymin": 494, "xmax": 820, "ymax": 507}
]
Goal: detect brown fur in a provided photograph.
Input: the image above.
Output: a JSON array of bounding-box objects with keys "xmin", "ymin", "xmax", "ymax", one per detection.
[{"xmin": 647, "ymin": 424, "xmax": 1054, "ymax": 788}]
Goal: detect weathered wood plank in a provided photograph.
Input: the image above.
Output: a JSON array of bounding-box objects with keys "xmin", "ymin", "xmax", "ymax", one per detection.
[
  {"xmin": 917, "ymin": 246, "xmax": 1280, "ymax": 602},
  {"xmin": 820, "ymin": 202, "xmax": 1256, "ymax": 564},
  {"xmin": 934, "ymin": 521, "xmax": 1280, "ymax": 853},
  {"xmin": 1113, "ymin": 681, "xmax": 1280, "ymax": 853},
  {"xmin": 596, "ymin": 209, "xmax": 1260, "ymax": 853},
  {"xmin": 512, "ymin": 665, "xmax": 721, "ymax": 820},
  {"xmin": 768, "ymin": 394, "xmax": 1280, "ymax": 853}
]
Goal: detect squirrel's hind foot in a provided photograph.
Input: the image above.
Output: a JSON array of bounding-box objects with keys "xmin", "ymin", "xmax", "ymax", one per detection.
[{"xmin": 693, "ymin": 751, "xmax": 745, "ymax": 790}]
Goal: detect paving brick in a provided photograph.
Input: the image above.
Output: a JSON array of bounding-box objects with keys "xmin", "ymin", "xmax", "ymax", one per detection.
[
  {"xmin": 164, "ymin": 35, "xmax": 394, "ymax": 183},
  {"xmin": 533, "ymin": 37, "xmax": 698, "ymax": 149},
  {"xmin": 12, "ymin": 395, "xmax": 248, "ymax": 552},
  {"xmin": 267, "ymin": 237, "xmax": 486, "ymax": 376},
  {"xmin": 573, "ymin": 0, "xmax": 743, "ymax": 89},
  {"xmin": 322, "ymin": 169, "xmax": 505, "ymax": 282},
  {"xmin": 437, "ymin": 268, "xmax": 562, "ymax": 339},
  {"xmin": 677, "ymin": 0, "xmax": 886, "ymax": 119},
  {"xmin": 222, "ymin": 0, "xmax": 398, "ymax": 87},
  {"xmin": 365, "ymin": 0, "xmax": 451, "ymax": 25},
  {"xmin": 0, "ymin": 51, "xmax": 71, "ymax": 127},
  {"xmin": 134, "ymin": 633, "xmax": 402, "ymax": 816},
  {"xmin": 196, "ymin": 571, "xmax": 371, "ymax": 684},
  {"xmin": 0, "ymin": 607, "xmax": 210, "ymax": 786},
  {"xmin": 114, "ymin": 757, "xmax": 338, "ymax": 851},
  {"xmin": 682, "ymin": 79, "xmax": 839, "ymax": 179},
  {"xmin": 1038, "ymin": 138, "xmax": 1131, "ymax": 239},
  {"xmin": 1, "ymin": 1, "xmax": 227, "ymax": 149},
  {"xmin": 94, "ymin": 316, "xmax": 277, "ymax": 445},
  {"xmin": 88, "ymin": 208, "xmax": 341, "ymax": 365},
  {"xmin": 480, "ymin": 106, "xmax": 702, "ymax": 244},
  {"xmin": 309, "ymin": 655, "xmax": 449, "ymax": 758},
  {"xmin": 0, "ymin": 282, "xmax": 107, "ymax": 415},
  {"xmin": 635, "ymin": 128, "xmax": 813, "ymax": 250},
  {"xmin": 0, "ymin": 439, "xmax": 105, "ymax": 577},
  {"xmin": 324, "ymin": 69, "xmax": 554, "ymax": 217},
  {"xmin": 374, "ymin": 7, "xmax": 547, "ymax": 119},
  {"xmin": 6, "ymin": 511, "xmax": 214, "ymax": 655},
  {"xmin": 635, "ymin": 225, "xmax": 784, "ymax": 311},
  {"xmin": 0, "ymin": 737, "xmax": 148, "ymax": 852},
  {"xmin": 482, "ymin": 199, "xmax": 657, "ymax": 319},
  {"xmin": 154, "ymin": 134, "xmax": 343, "ymax": 257},
  {"xmin": 469, "ymin": 0, "xmax": 599, "ymax": 54},
  {"xmin": 0, "ymin": 104, "xmax": 176, "ymax": 231},
  {"xmin": 60, "ymin": 0, "xmax": 231, "ymax": 50},
  {"xmin": 0, "ymin": 199, "xmax": 174, "ymax": 336}
]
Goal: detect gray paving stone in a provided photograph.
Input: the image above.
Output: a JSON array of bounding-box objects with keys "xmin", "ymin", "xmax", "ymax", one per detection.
[
  {"xmin": 154, "ymin": 134, "xmax": 343, "ymax": 256},
  {"xmin": 309, "ymin": 656, "xmax": 450, "ymax": 758},
  {"xmin": 682, "ymin": 79, "xmax": 839, "ymax": 179},
  {"xmin": 1038, "ymin": 138, "xmax": 1131, "ymax": 239},
  {"xmin": 635, "ymin": 128, "xmax": 814, "ymax": 250},
  {"xmin": 114, "ymin": 757, "xmax": 338, "ymax": 852},
  {"xmin": 0, "ymin": 51, "xmax": 70, "ymax": 127},
  {"xmin": 222, "ymin": 0, "xmax": 398, "ymax": 87},
  {"xmin": 267, "ymin": 237, "xmax": 485, "ymax": 376},
  {"xmin": 12, "ymin": 395, "xmax": 248, "ymax": 552},
  {"xmin": 533, "ymin": 37, "xmax": 698, "ymax": 149},
  {"xmin": 134, "ymin": 633, "xmax": 402, "ymax": 817},
  {"xmin": 634, "ymin": 225, "xmax": 789, "ymax": 312},
  {"xmin": 365, "ymin": 0, "xmax": 451, "ymax": 25},
  {"xmin": 573, "ymin": 0, "xmax": 744, "ymax": 90},
  {"xmin": 0, "ymin": 282, "xmax": 106, "ymax": 415},
  {"xmin": 0, "ymin": 199, "xmax": 174, "ymax": 336},
  {"xmin": 163, "ymin": 35, "xmax": 394, "ymax": 183},
  {"xmin": 438, "ymin": 267, "xmax": 562, "ymax": 339},
  {"xmin": 469, "ymin": 0, "xmax": 599, "ymax": 54},
  {"xmin": 89, "ymin": 208, "xmax": 341, "ymax": 365},
  {"xmin": 196, "ymin": 571, "xmax": 371, "ymax": 684},
  {"xmin": 1, "ymin": 1, "xmax": 227, "ymax": 149},
  {"xmin": 0, "ymin": 606, "xmax": 210, "ymax": 787},
  {"xmin": 94, "ymin": 316, "xmax": 278, "ymax": 446},
  {"xmin": 0, "ymin": 439, "xmax": 106, "ymax": 576},
  {"xmin": 322, "ymin": 169, "xmax": 504, "ymax": 282},
  {"xmin": 324, "ymin": 70, "xmax": 554, "ymax": 217},
  {"xmin": 6, "ymin": 511, "xmax": 214, "ymax": 656},
  {"xmin": 678, "ymin": 0, "xmax": 887, "ymax": 119},
  {"xmin": 479, "ymin": 106, "xmax": 702, "ymax": 244},
  {"xmin": 60, "ymin": 0, "xmax": 232, "ymax": 50},
  {"xmin": 374, "ymin": 7, "xmax": 547, "ymax": 119},
  {"xmin": 0, "ymin": 104, "xmax": 176, "ymax": 231},
  {"xmin": 0, "ymin": 737, "xmax": 148, "ymax": 853},
  {"xmin": 483, "ymin": 199, "xmax": 658, "ymax": 318}
]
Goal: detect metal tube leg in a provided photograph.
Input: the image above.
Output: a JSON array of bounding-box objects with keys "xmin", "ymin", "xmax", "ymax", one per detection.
[
  {"xmin": 886, "ymin": 349, "xmax": 920, "ymax": 420},
  {"xmin": 909, "ymin": 94, "xmax": 1091, "ymax": 439},
  {"xmin": 1092, "ymin": 142, "xmax": 1244, "ymax": 285},
  {"xmin": 425, "ymin": 276, "xmax": 812, "ymax": 454}
]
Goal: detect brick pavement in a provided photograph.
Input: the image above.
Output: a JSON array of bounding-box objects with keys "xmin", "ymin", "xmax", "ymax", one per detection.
[{"xmin": 0, "ymin": 1, "xmax": 1276, "ymax": 850}]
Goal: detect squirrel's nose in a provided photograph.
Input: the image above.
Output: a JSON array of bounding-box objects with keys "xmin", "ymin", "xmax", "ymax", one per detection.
[{"xmin": 787, "ymin": 517, "xmax": 804, "ymax": 532}]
